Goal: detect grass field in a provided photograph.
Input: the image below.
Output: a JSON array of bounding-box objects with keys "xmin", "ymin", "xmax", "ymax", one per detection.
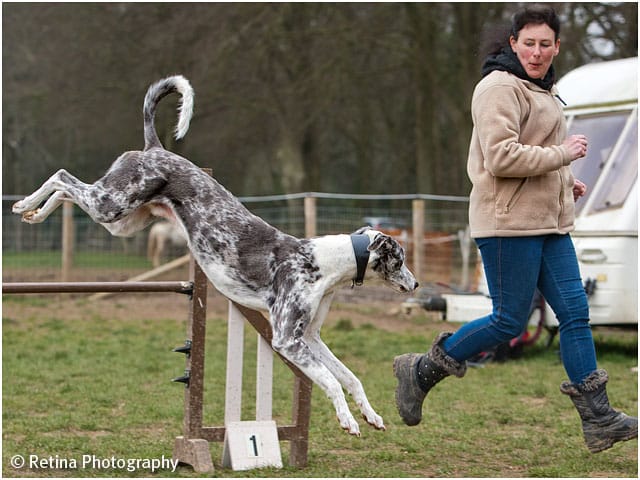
[
  {"xmin": 3, "ymin": 251, "xmax": 152, "ymax": 270},
  {"xmin": 2, "ymin": 293, "xmax": 637, "ymax": 477},
  {"xmin": 2, "ymin": 252, "xmax": 153, "ymax": 284}
]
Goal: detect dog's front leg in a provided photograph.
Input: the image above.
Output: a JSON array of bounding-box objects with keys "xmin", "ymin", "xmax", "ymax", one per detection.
[
  {"xmin": 306, "ymin": 334, "xmax": 385, "ymax": 431},
  {"xmin": 271, "ymin": 319, "xmax": 361, "ymax": 436},
  {"xmin": 306, "ymin": 294, "xmax": 385, "ymax": 431}
]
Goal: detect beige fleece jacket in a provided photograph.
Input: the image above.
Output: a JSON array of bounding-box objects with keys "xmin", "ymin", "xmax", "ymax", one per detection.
[{"xmin": 467, "ymin": 70, "xmax": 576, "ymax": 238}]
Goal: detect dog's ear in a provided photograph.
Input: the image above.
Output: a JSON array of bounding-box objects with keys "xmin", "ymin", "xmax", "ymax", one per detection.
[
  {"xmin": 353, "ymin": 226, "xmax": 372, "ymax": 235},
  {"xmin": 368, "ymin": 233, "xmax": 391, "ymax": 252}
]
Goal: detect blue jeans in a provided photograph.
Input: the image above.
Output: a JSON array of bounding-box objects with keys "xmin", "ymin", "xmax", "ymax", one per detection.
[{"xmin": 442, "ymin": 234, "xmax": 597, "ymax": 384}]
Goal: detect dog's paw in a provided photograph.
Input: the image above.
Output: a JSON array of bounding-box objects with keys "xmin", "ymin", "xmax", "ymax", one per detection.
[
  {"xmin": 338, "ymin": 414, "xmax": 361, "ymax": 437},
  {"xmin": 21, "ymin": 209, "xmax": 42, "ymax": 224},
  {"xmin": 363, "ymin": 412, "xmax": 386, "ymax": 431},
  {"xmin": 12, "ymin": 200, "xmax": 43, "ymax": 223},
  {"xmin": 356, "ymin": 400, "xmax": 386, "ymax": 431},
  {"xmin": 12, "ymin": 199, "xmax": 29, "ymax": 215}
]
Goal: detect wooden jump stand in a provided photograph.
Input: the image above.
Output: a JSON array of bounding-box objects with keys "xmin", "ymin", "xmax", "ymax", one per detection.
[
  {"xmin": 172, "ymin": 258, "xmax": 313, "ymax": 472},
  {"xmin": 3, "ymin": 257, "xmax": 312, "ymax": 473}
]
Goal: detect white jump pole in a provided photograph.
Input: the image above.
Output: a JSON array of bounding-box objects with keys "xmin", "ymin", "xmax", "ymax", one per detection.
[
  {"xmin": 225, "ymin": 302, "xmax": 245, "ymax": 423},
  {"xmin": 225, "ymin": 301, "xmax": 275, "ymax": 422}
]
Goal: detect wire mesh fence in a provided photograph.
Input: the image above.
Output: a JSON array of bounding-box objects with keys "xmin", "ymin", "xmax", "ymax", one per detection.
[{"xmin": 2, "ymin": 193, "xmax": 478, "ymax": 289}]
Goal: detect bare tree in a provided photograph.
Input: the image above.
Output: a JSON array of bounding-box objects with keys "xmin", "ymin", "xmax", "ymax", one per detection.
[{"xmin": 3, "ymin": 2, "xmax": 637, "ymax": 198}]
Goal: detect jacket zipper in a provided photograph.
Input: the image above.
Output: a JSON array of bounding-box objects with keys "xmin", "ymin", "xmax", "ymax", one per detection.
[{"xmin": 558, "ymin": 171, "xmax": 564, "ymax": 223}]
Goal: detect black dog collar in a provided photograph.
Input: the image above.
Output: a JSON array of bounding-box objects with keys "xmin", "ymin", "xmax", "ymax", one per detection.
[{"xmin": 350, "ymin": 234, "xmax": 371, "ymax": 287}]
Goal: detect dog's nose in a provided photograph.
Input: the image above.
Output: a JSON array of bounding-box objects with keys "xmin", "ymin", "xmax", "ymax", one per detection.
[{"xmin": 414, "ymin": 281, "xmax": 419, "ymax": 290}]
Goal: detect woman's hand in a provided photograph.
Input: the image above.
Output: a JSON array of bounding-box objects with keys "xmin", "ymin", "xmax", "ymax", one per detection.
[
  {"xmin": 563, "ymin": 134, "xmax": 588, "ymax": 161},
  {"xmin": 573, "ymin": 179, "xmax": 587, "ymax": 201}
]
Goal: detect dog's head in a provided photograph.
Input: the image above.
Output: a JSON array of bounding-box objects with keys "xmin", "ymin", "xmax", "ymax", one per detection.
[{"xmin": 354, "ymin": 227, "xmax": 419, "ymax": 293}]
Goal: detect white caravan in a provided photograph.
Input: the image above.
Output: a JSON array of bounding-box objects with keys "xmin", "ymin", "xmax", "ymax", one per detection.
[
  {"xmin": 408, "ymin": 57, "xmax": 638, "ymax": 333},
  {"xmin": 549, "ymin": 56, "xmax": 637, "ymax": 327}
]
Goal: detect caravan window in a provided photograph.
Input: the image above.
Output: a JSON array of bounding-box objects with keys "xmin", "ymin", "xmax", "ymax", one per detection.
[
  {"xmin": 568, "ymin": 111, "xmax": 630, "ymax": 215},
  {"xmin": 589, "ymin": 110, "xmax": 637, "ymax": 213}
]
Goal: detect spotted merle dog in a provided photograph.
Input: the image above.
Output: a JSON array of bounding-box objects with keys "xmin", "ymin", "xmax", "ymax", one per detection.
[{"xmin": 13, "ymin": 75, "xmax": 418, "ymax": 436}]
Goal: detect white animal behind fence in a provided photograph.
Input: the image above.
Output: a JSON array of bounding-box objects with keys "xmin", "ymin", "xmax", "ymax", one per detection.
[{"xmin": 147, "ymin": 221, "xmax": 188, "ymax": 267}]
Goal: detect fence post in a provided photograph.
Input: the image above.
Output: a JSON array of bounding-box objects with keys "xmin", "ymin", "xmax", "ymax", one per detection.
[
  {"xmin": 304, "ymin": 195, "xmax": 316, "ymax": 238},
  {"xmin": 61, "ymin": 202, "xmax": 74, "ymax": 282},
  {"xmin": 412, "ymin": 199, "xmax": 425, "ymax": 283}
]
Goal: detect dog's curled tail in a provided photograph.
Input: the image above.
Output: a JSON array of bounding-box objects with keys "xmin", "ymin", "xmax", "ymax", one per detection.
[{"xmin": 143, "ymin": 75, "xmax": 194, "ymax": 151}]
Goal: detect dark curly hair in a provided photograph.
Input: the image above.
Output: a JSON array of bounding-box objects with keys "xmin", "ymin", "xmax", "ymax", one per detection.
[
  {"xmin": 481, "ymin": 4, "xmax": 561, "ymax": 57},
  {"xmin": 511, "ymin": 4, "xmax": 560, "ymax": 41}
]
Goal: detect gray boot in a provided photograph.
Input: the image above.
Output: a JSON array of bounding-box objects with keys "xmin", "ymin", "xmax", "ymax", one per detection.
[
  {"xmin": 560, "ymin": 369, "xmax": 638, "ymax": 453},
  {"xmin": 393, "ymin": 332, "xmax": 467, "ymax": 426}
]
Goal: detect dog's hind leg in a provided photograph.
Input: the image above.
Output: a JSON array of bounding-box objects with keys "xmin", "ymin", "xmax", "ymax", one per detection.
[
  {"xmin": 13, "ymin": 169, "xmax": 86, "ymax": 222},
  {"xmin": 13, "ymin": 168, "xmax": 124, "ymax": 225},
  {"xmin": 17, "ymin": 191, "xmax": 69, "ymax": 224},
  {"xmin": 14, "ymin": 164, "xmax": 156, "ymax": 236},
  {"xmin": 306, "ymin": 294, "xmax": 385, "ymax": 431}
]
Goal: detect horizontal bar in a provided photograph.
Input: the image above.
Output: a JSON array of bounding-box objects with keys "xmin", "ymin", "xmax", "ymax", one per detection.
[
  {"xmin": 238, "ymin": 191, "xmax": 470, "ymax": 203},
  {"xmin": 5, "ymin": 192, "xmax": 470, "ymax": 203},
  {"xmin": 2, "ymin": 281, "xmax": 193, "ymax": 295}
]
